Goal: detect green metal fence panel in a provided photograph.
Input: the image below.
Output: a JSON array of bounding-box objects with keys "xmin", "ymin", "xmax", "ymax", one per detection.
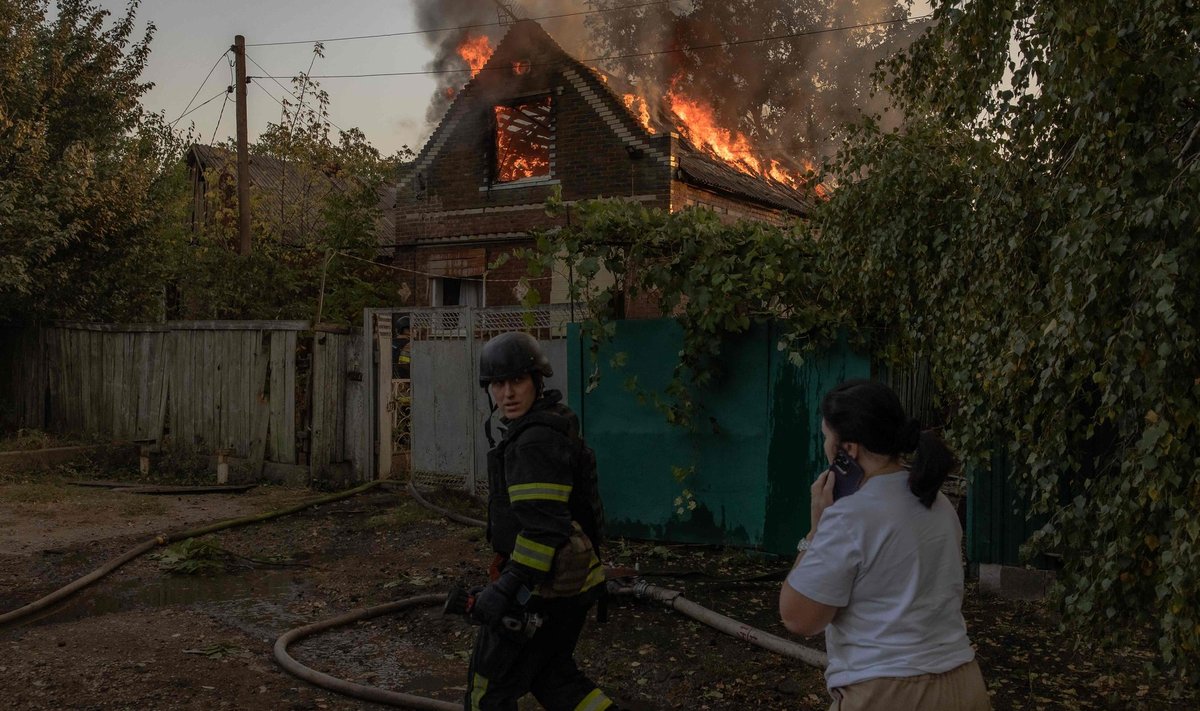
[
  {"xmin": 965, "ymin": 445, "xmax": 1049, "ymax": 567},
  {"xmin": 763, "ymin": 324, "xmax": 871, "ymax": 554},
  {"xmin": 568, "ymin": 319, "xmax": 869, "ymax": 555}
]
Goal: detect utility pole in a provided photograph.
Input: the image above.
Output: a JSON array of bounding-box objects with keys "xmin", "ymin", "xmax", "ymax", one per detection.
[{"xmin": 233, "ymin": 35, "xmax": 252, "ymax": 256}]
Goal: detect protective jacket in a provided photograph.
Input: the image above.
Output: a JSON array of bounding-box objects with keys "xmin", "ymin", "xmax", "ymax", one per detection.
[{"xmin": 486, "ymin": 390, "xmax": 605, "ymax": 595}]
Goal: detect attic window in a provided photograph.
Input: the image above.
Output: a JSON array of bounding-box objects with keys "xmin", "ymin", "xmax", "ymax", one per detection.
[{"xmin": 493, "ymin": 95, "xmax": 553, "ymax": 183}]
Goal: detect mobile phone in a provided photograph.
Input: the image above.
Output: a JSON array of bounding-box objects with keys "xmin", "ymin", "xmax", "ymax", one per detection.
[{"xmin": 830, "ymin": 449, "xmax": 865, "ymax": 501}]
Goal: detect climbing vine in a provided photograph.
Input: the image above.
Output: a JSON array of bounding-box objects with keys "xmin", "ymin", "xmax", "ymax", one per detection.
[
  {"xmin": 527, "ymin": 0, "xmax": 1200, "ymax": 685},
  {"xmin": 522, "ymin": 190, "xmax": 838, "ymax": 426}
]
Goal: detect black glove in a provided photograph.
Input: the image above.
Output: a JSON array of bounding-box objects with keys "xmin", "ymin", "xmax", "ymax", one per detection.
[{"xmin": 470, "ymin": 571, "xmax": 525, "ymax": 626}]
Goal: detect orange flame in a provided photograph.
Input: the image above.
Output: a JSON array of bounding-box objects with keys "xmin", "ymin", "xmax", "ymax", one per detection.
[
  {"xmin": 662, "ymin": 77, "xmax": 818, "ymax": 193},
  {"xmin": 457, "ymin": 33, "xmax": 493, "ymax": 78},
  {"xmin": 623, "ymin": 94, "xmax": 656, "ymax": 134},
  {"xmin": 494, "ymin": 98, "xmax": 552, "ymax": 182}
]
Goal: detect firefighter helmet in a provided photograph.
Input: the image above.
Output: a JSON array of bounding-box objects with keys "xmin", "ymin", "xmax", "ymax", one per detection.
[{"xmin": 479, "ymin": 332, "xmax": 554, "ymax": 388}]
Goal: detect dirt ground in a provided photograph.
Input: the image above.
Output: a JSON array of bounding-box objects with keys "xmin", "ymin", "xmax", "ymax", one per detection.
[{"xmin": 1, "ymin": 453, "xmax": 1195, "ymax": 710}]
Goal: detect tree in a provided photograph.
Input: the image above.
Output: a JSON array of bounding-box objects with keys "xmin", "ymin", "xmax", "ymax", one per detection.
[
  {"xmin": 532, "ymin": 0, "xmax": 1200, "ymax": 683},
  {"xmin": 173, "ymin": 65, "xmax": 407, "ymax": 325},
  {"xmin": 817, "ymin": 0, "xmax": 1200, "ymax": 683},
  {"xmin": 0, "ymin": 0, "xmax": 169, "ymax": 322},
  {"xmin": 582, "ymin": 0, "xmax": 924, "ymax": 161}
]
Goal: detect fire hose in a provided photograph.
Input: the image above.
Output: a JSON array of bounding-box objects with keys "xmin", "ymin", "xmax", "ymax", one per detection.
[
  {"xmin": 4, "ymin": 476, "xmax": 826, "ymax": 709},
  {"xmin": 405, "ymin": 483, "xmax": 828, "ymax": 668}
]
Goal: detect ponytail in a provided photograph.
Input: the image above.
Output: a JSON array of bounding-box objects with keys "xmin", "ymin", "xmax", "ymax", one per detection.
[
  {"xmin": 822, "ymin": 379, "xmax": 958, "ymax": 508},
  {"xmin": 908, "ymin": 430, "xmax": 957, "ymax": 508}
]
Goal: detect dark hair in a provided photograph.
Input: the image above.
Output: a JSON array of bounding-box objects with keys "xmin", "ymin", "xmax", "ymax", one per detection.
[{"xmin": 820, "ymin": 379, "xmax": 957, "ymax": 508}]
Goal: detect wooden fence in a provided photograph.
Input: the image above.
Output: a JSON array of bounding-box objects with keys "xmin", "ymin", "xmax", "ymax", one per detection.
[{"xmin": 0, "ymin": 321, "xmax": 367, "ymax": 483}]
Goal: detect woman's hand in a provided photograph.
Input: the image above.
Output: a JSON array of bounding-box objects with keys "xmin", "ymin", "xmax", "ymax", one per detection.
[{"xmin": 809, "ymin": 469, "xmax": 835, "ymax": 535}]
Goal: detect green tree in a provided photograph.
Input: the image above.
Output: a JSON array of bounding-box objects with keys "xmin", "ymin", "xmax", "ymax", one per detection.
[
  {"xmin": 533, "ymin": 0, "xmax": 1200, "ymax": 682},
  {"xmin": 818, "ymin": 0, "xmax": 1200, "ymax": 683},
  {"xmin": 0, "ymin": 0, "xmax": 172, "ymax": 322},
  {"xmin": 174, "ymin": 65, "xmax": 407, "ymax": 324},
  {"xmin": 582, "ymin": 0, "xmax": 924, "ymax": 161},
  {"xmin": 525, "ymin": 191, "xmax": 836, "ymax": 424}
]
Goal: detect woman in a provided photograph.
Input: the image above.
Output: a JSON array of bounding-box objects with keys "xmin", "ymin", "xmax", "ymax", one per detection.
[{"xmin": 779, "ymin": 380, "xmax": 989, "ymax": 710}]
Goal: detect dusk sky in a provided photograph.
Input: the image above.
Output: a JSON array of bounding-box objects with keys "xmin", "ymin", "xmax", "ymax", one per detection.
[{"xmin": 102, "ymin": 0, "xmax": 447, "ymax": 156}]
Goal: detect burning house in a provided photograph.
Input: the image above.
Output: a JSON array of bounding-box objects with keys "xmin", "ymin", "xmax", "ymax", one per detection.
[{"xmin": 393, "ymin": 19, "xmax": 817, "ymax": 313}]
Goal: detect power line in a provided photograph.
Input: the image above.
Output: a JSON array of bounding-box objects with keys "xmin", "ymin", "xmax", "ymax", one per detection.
[
  {"xmin": 246, "ymin": 53, "xmax": 352, "ymax": 135},
  {"xmin": 248, "ymin": 13, "xmax": 933, "ymax": 80},
  {"xmin": 249, "ymin": 78, "xmax": 350, "ymax": 136},
  {"xmin": 245, "ymin": 1, "xmax": 669, "ymax": 48},
  {"xmin": 210, "ymin": 94, "xmax": 231, "ymax": 144},
  {"xmin": 209, "ymin": 55, "xmax": 236, "ymax": 144},
  {"xmin": 172, "ymin": 89, "xmax": 229, "ymax": 125},
  {"xmin": 171, "ymin": 50, "xmax": 231, "ymax": 125}
]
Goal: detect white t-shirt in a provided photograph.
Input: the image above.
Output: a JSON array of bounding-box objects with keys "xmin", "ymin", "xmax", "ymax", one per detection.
[{"xmin": 786, "ymin": 470, "xmax": 975, "ymax": 689}]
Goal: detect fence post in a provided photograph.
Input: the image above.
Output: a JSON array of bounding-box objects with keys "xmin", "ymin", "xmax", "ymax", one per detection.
[
  {"xmin": 465, "ymin": 307, "xmax": 478, "ymax": 496},
  {"xmin": 375, "ymin": 314, "xmax": 393, "ymax": 479}
]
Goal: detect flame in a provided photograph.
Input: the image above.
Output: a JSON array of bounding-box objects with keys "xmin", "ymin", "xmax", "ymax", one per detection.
[
  {"xmin": 457, "ymin": 33, "xmax": 493, "ymax": 78},
  {"xmin": 667, "ymin": 87, "xmax": 763, "ymax": 175},
  {"xmin": 494, "ymin": 98, "xmax": 552, "ymax": 182},
  {"xmin": 623, "ymin": 94, "xmax": 656, "ymax": 134},
  {"xmin": 660, "ymin": 77, "xmax": 819, "ymax": 194}
]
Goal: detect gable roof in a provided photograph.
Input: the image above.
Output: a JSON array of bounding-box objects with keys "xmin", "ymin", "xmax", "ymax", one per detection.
[
  {"xmin": 407, "ymin": 20, "xmax": 814, "ymax": 217},
  {"xmin": 187, "ymin": 144, "xmax": 396, "ymax": 245}
]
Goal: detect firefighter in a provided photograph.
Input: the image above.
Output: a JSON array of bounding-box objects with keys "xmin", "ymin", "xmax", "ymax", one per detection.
[{"xmin": 464, "ymin": 331, "xmax": 615, "ymax": 711}]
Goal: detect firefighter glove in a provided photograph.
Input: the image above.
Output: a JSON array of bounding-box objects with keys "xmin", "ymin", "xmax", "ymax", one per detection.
[{"xmin": 470, "ymin": 571, "xmax": 525, "ymax": 626}]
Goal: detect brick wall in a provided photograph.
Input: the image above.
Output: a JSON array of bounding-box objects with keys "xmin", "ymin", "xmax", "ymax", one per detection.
[
  {"xmin": 391, "ymin": 22, "xmax": 798, "ymax": 311},
  {"xmin": 672, "ymin": 182, "xmax": 794, "ymax": 227}
]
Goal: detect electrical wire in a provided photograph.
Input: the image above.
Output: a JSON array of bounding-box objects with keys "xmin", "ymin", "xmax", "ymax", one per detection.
[
  {"xmin": 209, "ymin": 55, "xmax": 236, "ymax": 144},
  {"xmin": 210, "ymin": 93, "xmax": 231, "ymax": 144},
  {"xmin": 249, "ymin": 78, "xmax": 350, "ymax": 136},
  {"xmin": 248, "ymin": 13, "xmax": 933, "ymax": 80},
  {"xmin": 245, "ymin": 1, "xmax": 670, "ymax": 47},
  {"xmin": 171, "ymin": 50, "xmax": 231, "ymax": 126},
  {"xmin": 172, "ymin": 89, "xmax": 229, "ymax": 125}
]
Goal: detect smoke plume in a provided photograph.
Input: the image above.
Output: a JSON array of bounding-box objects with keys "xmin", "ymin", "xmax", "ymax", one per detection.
[{"xmin": 409, "ymin": 0, "xmax": 925, "ymax": 165}]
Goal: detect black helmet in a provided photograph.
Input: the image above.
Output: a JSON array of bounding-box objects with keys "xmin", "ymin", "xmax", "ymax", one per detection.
[{"xmin": 479, "ymin": 332, "xmax": 554, "ymax": 388}]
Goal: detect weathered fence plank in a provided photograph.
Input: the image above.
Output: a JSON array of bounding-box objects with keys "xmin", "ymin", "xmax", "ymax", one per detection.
[
  {"xmin": 283, "ymin": 330, "xmax": 297, "ymax": 464},
  {"xmin": 1, "ymin": 320, "xmax": 366, "ymax": 479},
  {"xmin": 248, "ymin": 332, "xmax": 272, "ymax": 474}
]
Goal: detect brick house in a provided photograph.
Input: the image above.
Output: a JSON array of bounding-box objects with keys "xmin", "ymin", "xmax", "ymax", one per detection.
[{"xmin": 392, "ymin": 20, "xmax": 813, "ymax": 314}]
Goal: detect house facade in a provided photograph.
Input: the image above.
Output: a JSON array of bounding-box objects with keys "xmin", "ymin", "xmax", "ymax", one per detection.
[{"xmin": 392, "ymin": 21, "xmax": 811, "ymax": 315}]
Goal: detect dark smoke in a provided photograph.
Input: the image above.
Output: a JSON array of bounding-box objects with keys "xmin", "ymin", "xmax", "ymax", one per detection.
[{"xmin": 410, "ymin": 0, "xmax": 925, "ymax": 164}]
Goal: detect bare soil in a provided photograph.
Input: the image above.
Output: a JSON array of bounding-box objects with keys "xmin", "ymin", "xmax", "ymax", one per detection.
[{"xmin": 0, "ymin": 453, "xmax": 1195, "ymax": 710}]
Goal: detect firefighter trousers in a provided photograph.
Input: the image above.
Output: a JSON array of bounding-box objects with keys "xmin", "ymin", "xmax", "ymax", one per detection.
[{"xmin": 464, "ymin": 594, "xmax": 614, "ymax": 711}]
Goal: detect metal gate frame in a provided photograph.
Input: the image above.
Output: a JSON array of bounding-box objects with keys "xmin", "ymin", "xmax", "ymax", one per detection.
[{"xmin": 365, "ymin": 305, "xmax": 578, "ymax": 492}]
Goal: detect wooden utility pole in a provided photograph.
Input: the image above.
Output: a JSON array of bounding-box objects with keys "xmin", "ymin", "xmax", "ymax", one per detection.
[{"xmin": 233, "ymin": 35, "xmax": 252, "ymax": 255}]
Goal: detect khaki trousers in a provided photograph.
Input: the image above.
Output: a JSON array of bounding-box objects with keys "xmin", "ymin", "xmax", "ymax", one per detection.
[{"xmin": 829, "ymin": 660, "xmax": 991, "ymax": 711}]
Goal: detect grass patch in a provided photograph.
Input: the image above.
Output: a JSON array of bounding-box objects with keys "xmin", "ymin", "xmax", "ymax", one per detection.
[
  {"xmin": 0, "ymin": 428, "xmax": 55, "ymax": 452},
  {"xmin": 365, "ymin": 499, "xmax": 437, "ymax": 529},
  {"xmin": 155, "ymin": 538, "xmax": 227, "ymax": 575}
]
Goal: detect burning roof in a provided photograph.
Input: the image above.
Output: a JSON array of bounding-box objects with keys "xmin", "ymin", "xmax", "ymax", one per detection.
[{"xmin": 407, "ymin": 20, "xmax": 818, "ymax": 215}]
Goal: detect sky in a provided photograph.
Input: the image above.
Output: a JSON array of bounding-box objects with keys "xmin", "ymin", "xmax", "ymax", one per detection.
[
  {"xmin": 101, "ymin": 0, "xmax": 444, "ymax": 156},
  {"xmin": 100, "ymin": 0, "xmax": 939, "ymax": 159}
]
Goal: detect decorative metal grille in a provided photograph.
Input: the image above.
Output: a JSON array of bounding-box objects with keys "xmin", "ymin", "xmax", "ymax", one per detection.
[{"xmin": 409, "ymin": 304, "xmax": 584, "ymax": 341}]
